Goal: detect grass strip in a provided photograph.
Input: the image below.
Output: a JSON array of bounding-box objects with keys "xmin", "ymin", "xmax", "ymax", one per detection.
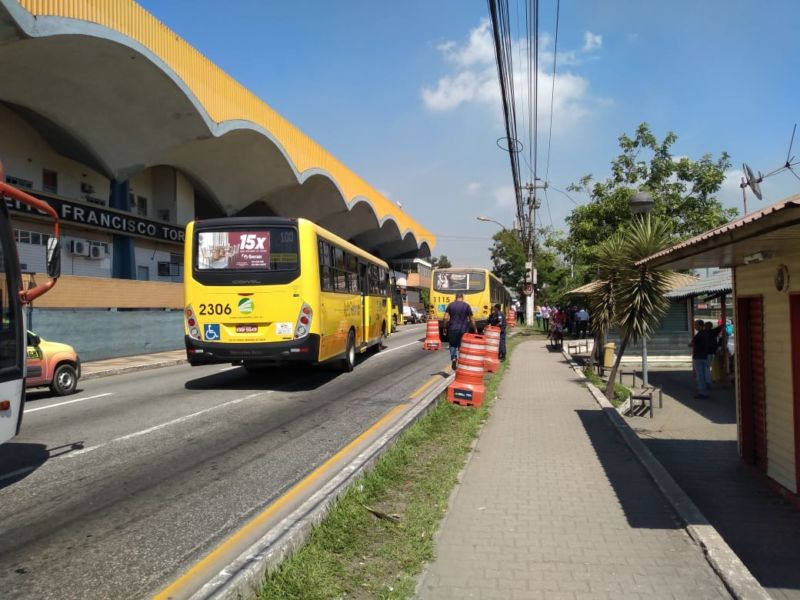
[
  {"xmin": 582, "ymin": 365, "xmax": 631, "ymax": 407},
  {"xmin": 256, "ymin": 327, "xmax": 536, "ymax": 600}
]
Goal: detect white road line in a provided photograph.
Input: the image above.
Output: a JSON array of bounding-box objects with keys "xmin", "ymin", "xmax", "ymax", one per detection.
[
  {"xmin": 66, "ymin": 392, "xmax": 270, "ymax": 458},
  {"xmin": 25, "ymin": 393, "xmax": 113, "ymax": 414},
  {"xmin": 374, "ymin": 340, "xmax": 420, "ymax": 356},
  {"xmin": 218, "ymin": 366, "xmax": 241, "ymax": 372},
  {"xmin": 0, "ymin": 465, "xmax": 37, "ymax": 483}
]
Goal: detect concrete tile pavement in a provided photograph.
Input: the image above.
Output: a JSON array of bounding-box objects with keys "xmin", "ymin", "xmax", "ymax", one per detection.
[
  {"xmin": 417, "ymin": 339, "xmax": 731, "ymax": 599},
  {"xmin": 631, "ymin": 367, "xmax": 800, "ymax": 600}
]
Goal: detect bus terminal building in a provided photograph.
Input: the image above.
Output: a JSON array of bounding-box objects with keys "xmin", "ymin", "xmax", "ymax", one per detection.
[{"xmin": 0, "ymin": 0, "xmax": 434, "ymax": 359}]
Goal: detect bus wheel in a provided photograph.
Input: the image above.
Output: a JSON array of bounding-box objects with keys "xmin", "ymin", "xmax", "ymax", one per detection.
[
  {"xmin": 50, "ymin": 364, "xmax": 78, "ymax": 396},
  {"xmin": 342, "ymin": 330, "xmax": 356, "ymax": 372},
  {"xmin": 392, "ymin": 315, "xmax": 398, "ymax": 329}
]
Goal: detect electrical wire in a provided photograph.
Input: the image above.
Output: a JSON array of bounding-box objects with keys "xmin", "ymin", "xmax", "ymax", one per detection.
[{"xmin": 544, "ymin": 0, "xmax": 560, "ymax": 184}]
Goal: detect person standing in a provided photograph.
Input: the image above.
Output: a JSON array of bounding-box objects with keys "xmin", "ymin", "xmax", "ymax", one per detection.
[
  {"xmin": 541, "ymin": 305, "xmax": 550, "ymax": 332},
  {"xmin": 488, "ymin": 303, "xmax": 507, "ymax": 360},
  {"xmin": 574, "ymin": 307, "xmax": 590, "ymax": 339},
  {"xmin": 690, "ymin": 320, "xmax": 711, "ymax": 398},
  {"xmin": 443, "ymin": 292, "xmax": 476, "ymax": 370}
]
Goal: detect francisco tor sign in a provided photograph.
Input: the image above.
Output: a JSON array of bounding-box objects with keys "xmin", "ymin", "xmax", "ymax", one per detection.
[{"xmin": 4, "ymin": 193, "xmax": 185, "ymax": 243}]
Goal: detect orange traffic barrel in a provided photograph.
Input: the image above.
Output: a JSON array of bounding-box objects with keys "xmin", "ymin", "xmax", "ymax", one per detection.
[
  {"xmin": 483, "ymin": 325, "xmax": 501, "ymax": 373},
  {"xmin": 422, "ymin": 319, "xmax": 441, "ymax": 351},
  {"xmin": 447, "ymin": 333, "xmax": 486, "ymax": 407},
  {"xmin": 506, "ymin": 308, "xmax": 516, "ymax": 328}
]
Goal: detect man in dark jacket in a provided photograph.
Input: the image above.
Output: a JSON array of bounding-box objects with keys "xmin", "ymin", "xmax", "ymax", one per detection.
[
  {"xmin": 488, "ymin": 303, "xmax": 506, "ymax": 360},
  {"xmin": 443, "ymin": 293, "xmax": 476, "ymax": 370},
  {"xmin": 690, "ymin": 319, "xmax": 722, "ymax": 398}
]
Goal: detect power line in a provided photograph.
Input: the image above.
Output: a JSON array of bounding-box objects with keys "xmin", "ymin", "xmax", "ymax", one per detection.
[{"xmin": 544, "ymin": 0, "xmax": 560, "ymax": 184}]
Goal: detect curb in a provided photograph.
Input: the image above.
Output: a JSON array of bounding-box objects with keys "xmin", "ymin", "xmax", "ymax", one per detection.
[
  {"xmin": 191, "ymin": 372, "xmax": 456, "ymax": 600},
  {"xmin": 562, "ymin": 348, "xmax": 770, "ymax": 600},
  {"xmin": 81, "ymin": 358, "xmax": 187, "ymax": 381}
]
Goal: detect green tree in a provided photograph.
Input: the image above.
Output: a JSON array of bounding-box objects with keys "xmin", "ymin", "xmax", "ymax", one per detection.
[
  {"xmin": 587, "ymin": 215, "xmax": 675, "ymax": 399},
  {"xmin": 489, "ymin": 230, "xmax": 526, "ymax": 290},
  {"xmin": 563, "ymin": 123, "xmax": 736, "ymax": 272},
  {"xmin": 430, "ymin": 255, "xmax": 452, "ymax": 269}
]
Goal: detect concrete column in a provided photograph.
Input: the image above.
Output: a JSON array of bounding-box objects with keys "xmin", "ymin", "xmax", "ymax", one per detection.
[{"xmin": 109, "ymin": 179, "xmax": 136, "ymax": 279}]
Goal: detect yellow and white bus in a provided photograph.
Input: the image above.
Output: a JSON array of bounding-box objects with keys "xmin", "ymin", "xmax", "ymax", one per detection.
[
  {"xmin": 184, "ymin": 217, "xmax": 390, "ymax": 372},
  {"xmin": 429, "ymin": 268, "xmax": 511, "ymax": 335}
]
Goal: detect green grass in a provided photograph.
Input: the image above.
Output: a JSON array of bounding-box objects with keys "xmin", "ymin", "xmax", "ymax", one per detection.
[
  {"xmin": 256, "ymin": 328, "xmax": 533, "ymax": 600},
  {"xmin": 582, "ymin": 365, "xmax": 631, "ymax": 407}
]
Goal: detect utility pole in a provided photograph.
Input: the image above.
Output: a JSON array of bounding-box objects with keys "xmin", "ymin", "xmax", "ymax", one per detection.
[{"xmin": 522, "ymin": 179, "xmax": 547, "ymax": 326}]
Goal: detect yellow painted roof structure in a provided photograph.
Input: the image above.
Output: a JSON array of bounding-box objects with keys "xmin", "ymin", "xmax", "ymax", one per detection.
[{"xmin": 15, "ymin": 0, "xmax": 434, "ymax": 252}]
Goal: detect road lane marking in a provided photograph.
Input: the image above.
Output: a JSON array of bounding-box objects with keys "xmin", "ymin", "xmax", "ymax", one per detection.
[
  {"xmin": 153, "ymin": 402, "xmax": 408, "ymax": 600},
  {"xmin": 218, "ymin": 366, "xmax": 241, "ymax": 372},
  {"xmin": 66, "ymin": 392, "xmax": 269, "ymax": 458},
  {"xmin": 409, "ymin": 375, "xmax": 442, "ymax": 399},
  {"xmin": 25, "ymin": 393, "xmax": 113, "ymax": 414},
  {"xmin": 374, "ymin": 340, "xmax": 419, "ymax": 357}
]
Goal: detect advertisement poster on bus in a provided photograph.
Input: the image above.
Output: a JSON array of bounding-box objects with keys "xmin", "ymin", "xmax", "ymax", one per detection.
[{"xmin": 197, "ymin": 231, "xmax": 271, "ymax": 269}]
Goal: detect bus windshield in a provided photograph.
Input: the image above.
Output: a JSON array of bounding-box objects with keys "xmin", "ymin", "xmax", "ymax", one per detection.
[
  {"xmin": 196, "ymin": 227, "xmax": 299, "ymax": 271},
  {"xmin": 433, "ymin": 270, "xmax": 486, "ymax": 293}
]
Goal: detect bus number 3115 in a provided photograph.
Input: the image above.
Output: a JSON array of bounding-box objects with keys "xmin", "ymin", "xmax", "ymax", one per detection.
[{"xmin": 198, "ymin": 303, "xmax": 232, "ymax": 315}]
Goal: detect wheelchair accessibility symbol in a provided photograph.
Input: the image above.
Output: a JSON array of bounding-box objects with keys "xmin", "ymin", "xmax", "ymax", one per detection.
[{"xmin": 204, "ymin": 323, "xmax": 221, "ymax": 341}]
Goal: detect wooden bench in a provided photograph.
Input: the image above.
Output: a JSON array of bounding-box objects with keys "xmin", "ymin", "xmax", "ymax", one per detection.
[
  {"xmin": 567, "ymin": 339, "xmax": 590, "ymax": 355},
  {"xmin": 628, "ymin": 386, "xmax": 663, "ymax": 419},
  {"xmin": 618, "ymin": 369, "xmax": 637, "ymax": 387}
]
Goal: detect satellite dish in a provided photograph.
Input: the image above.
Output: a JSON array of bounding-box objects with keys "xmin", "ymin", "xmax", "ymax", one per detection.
[{"xmin": 743, "ymin": 163, "xmax": 764, "ymax": 201}]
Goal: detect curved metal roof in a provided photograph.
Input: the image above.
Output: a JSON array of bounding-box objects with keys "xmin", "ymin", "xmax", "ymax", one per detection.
[{"xmin": 0, "ymin": 0, "xmax": 434, "ymax": 260}]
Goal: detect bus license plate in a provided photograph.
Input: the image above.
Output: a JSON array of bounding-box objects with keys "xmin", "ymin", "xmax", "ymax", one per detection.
[
  {"xmin": 235, "ymin": 325, "xmax": 258, "ymax": 334},
  {"xmin": 275, "ymin": 322, "xmax": 293, "ymax": 335}
]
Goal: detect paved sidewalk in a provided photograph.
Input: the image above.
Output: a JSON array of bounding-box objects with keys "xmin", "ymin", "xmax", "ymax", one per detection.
[
  {"xmin": 418, "ymin": 340, "xmax": 730, "ymax": 599},
  {"xmin": 81, "ymin": 349, "xmax": 186, "ymax": 380},
  {"xmin": 631, "ymin": 368, "xmax": 800, "ymax": 600}
]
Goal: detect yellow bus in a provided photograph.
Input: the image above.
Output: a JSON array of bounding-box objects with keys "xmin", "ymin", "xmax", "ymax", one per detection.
[
  {"xmin": 429, "ymin": 268, "xmax": 511, "ymax": 335},
  {"xmin": 183, "ymin": 217, "xmax": 391, "ymax": 372}
]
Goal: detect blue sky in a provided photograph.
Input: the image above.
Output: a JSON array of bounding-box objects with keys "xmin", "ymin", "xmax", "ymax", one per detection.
[{"xmin": 138, "ymin": 0, "xmax": 800, "ymax": 267}]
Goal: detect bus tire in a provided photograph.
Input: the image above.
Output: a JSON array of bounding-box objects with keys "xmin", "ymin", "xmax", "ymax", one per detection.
[
  {"xmin": 392, "ymin": 314, "xmax": 398, "ymax": 330},
  {"xmin": 342, "ymin": 330, "xmax": 356, "ymax": 372},
  {"xmin": 50, "ymin": 363, "xmax": 78, "ymax": 396}
]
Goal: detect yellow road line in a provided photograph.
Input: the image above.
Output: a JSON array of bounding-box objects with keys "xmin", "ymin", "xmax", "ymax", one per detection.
[
  {"xmin": 153, "ymin": 403, "xmax": 407, "ymax": 600},
  {"xmin": 409, "ymin": 375, "xmax": 441, "ymax": 399}
]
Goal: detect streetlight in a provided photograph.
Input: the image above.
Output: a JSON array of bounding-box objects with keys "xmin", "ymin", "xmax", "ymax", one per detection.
[
  {"xmin": 629, "ymin": 190, "xmax": 654, "ymax": 388},
  {"xmin": 476, "ymin": 216, "xmax": 508, "ymax": 231}
]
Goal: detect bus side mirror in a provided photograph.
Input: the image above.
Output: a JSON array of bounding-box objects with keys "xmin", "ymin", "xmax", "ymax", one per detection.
[
  {"xmin": 27, "ymin": 332, "xmax": 41, "ymax": 347},
  {"xmin": 46, "ymin": 237, "xmax": 61, "ymax": 278}
]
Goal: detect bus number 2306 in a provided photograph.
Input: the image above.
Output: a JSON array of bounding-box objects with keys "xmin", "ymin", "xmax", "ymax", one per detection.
[{"xmin": 198, "ymin": 303, "xmax": 232, "ymax": 315}]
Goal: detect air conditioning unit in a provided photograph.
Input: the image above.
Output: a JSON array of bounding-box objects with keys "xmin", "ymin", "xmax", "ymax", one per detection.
[
  {"xmin": 89, "ymin": 244, "xmax": 106, "ymax": 259},
  {"xmin": 69, "ymin": 239, "xmax": 89, "ymax": 256}
]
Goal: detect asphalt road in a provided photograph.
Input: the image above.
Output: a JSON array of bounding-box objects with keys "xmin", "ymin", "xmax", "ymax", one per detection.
[{"xmin": 0, "ymin": 324, "xmax": 448, "ymax": 600}]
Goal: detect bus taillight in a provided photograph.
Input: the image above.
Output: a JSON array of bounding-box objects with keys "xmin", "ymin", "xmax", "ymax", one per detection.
[
  {"xmin": 185, "ymin": 305, "xmax": 201, "ymax": 340},
  {"xmin": 295, "ymin": 303, "xmax": 313, "ymax": 338}
]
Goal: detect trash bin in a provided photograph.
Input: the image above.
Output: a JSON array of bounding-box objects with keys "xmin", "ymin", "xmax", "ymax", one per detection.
[{"xmin": 603, "ymin": 342, "xmax": 616, "ymax": 368}]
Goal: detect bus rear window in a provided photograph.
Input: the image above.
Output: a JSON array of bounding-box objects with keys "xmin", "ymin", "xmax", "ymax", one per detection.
[
  {"xmin": 196, "ymin": 228, "xmax": 298, "ymax": 271},
  {"xmin": 433, "ymin": 271, "xmax": 486, "ymax": 293}
]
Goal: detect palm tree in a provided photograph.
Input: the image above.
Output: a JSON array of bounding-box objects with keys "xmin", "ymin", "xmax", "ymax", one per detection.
[{"xmin": 588, "ymin": 215, "xmax": 674, "ymax": 399}]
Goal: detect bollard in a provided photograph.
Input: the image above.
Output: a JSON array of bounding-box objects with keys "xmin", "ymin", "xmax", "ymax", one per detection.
[
  {"xmin": 447, "ymin": 333, "xmax": 486, "ymax": 407},
  {"xmin": 483, "ymin": 325, "xmax": 501, "ymax": 373},
  {"xmin": 506, "ymin": 308, "xmax": 516, "ymax": 329},
  {"xmin": 422, "ymin": 319, "xmax": 441, "ymax": 351}
]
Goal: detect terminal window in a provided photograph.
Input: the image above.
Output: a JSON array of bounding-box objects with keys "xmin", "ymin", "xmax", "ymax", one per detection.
[{"xmin": 42, "ymin": 169, "xmax": 58, "ymax": 195}]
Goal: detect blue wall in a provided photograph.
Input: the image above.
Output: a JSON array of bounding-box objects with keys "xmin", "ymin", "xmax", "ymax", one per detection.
[{"xmin": 28, "ymin": 309, "xmax": 183, "ymax": 361}]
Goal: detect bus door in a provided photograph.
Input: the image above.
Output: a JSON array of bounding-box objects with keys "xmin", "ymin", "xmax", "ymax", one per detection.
[
  {"xmin": 0, "ymin": 198, "xmax": 24, "ymax": 443},
  {"xmin": 359, "ymin": 261, "xmax": 368, "ymax": 346}
]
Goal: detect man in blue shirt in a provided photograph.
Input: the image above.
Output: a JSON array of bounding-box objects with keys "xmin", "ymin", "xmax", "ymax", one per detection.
[{"xmin": 443, "ymin": 293, "xmax": 476, "ymax": 370}]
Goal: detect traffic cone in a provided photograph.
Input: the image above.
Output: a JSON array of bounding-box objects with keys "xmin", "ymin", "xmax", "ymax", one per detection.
[
  {"xmin": 483, "ymin": 325, "xmax": 501, "ymax": 373},
  {"xmin": 447, "ymin": 333, "xmax": 486, "ymax": 407},
  {"xmin": 506, "ymin": 308, "xmax": 516, "ymax": 328},
  {"xmin": 422, "ymin": 319, "xmax": 441, "ymax": 351}
]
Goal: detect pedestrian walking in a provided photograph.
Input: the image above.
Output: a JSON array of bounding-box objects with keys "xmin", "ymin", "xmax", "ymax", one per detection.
[
  {"xmin": 488, "ymin": 303, "xmax": 507, "ymax": 360},
  {"xmin": 541, "ymin": 305, "xmax": 551, "ymax": 332},
  {"xmin": 689, "ymin": 319, "xmax": 721, "ymax": 398},
  {"xmin": 443, "ymin": 292, "xmax": 476, "ymax": 370}
]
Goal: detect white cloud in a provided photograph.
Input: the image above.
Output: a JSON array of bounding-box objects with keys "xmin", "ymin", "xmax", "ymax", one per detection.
[
  {"xmin": 466, "ymin": 182, "xmax": 482, "ymax": 194},
  {"xmin": 492, "ymin": 185, "xmax": 516, "ymax": 209},
  {"xmin": 583, "ymin": 32, "xmax": 602, "ymax": 52},
  {"xmin": 421, "ymin": 19, "xmax": 603, "ymax": 131}
]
